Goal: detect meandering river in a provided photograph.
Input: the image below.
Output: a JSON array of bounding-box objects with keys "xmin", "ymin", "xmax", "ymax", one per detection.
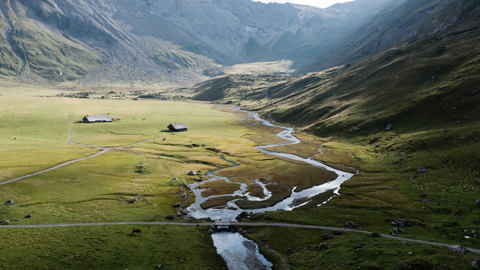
[{"xmin": 187, "ymin": 108, "xmax": 355, "ymax": 270}]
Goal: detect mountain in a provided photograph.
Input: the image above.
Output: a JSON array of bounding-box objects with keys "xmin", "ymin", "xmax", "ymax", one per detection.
[
  {"xmin": 307, "ymin": 0, "xmax": 480, "ymax": 71},
  {"xmin": 193, "ymin": 0, "xmax": 480, "ymax": 136},
  {"xmin": 0, "ymin": 0, "xmax": 395, "ymax": 86}
]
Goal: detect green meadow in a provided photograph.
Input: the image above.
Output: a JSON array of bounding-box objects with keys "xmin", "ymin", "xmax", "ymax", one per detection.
[
  {"xmin": 0, "ymin": 88, "xmax": 262, "ymax": 224},
  {"xmin": 1, "ymin": 87, "xmax": 479, "ymax": 269},
  {"xmin": 0, "ymin": 225, "xmax": 225, "ymax": 270}
]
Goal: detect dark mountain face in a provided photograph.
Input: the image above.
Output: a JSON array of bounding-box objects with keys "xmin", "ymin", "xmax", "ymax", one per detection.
[
  {"xmin": 306, "ymin": 0, "xmax": 480, "ymax": 71},
  {"xmin": 0, "ymin": 0, "xmax": 395, "ymax": 85},
  {"xmin": 193, "ymin": 0, "xmax": 480, "ymax": 136}
]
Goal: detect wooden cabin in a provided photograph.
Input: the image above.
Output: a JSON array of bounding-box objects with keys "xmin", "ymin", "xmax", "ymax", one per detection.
[
  {"xmin": 82, "ymin": 115, "xmax": 112, "ymax": 123},
  {"xmin": 168, "ymin": 123, "xmax": 188, "ymax": 132}
]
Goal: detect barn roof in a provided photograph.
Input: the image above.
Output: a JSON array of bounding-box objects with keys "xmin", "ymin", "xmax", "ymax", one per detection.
[
  {"xmin": 84, "ymin": 115, "xmax": 112, "ymax": 122},
  {"xmin": 169, "ymin": 123, "xmax": 188, "ymax": 130}
]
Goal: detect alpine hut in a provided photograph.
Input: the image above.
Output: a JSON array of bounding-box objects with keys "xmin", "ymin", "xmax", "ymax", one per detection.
[
  {"xmin": 82, "ymin": 115, "xmax": 112, "ymax": 123},
  {"xmin": 168, "ymin": 122, "xmax": 188, "ymax": 132}
]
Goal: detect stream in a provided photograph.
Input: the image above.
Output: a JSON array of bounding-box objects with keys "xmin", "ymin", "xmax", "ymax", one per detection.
[{"xmin": 186, "ymin": 109, "xmax": 355, "ymax": 270}]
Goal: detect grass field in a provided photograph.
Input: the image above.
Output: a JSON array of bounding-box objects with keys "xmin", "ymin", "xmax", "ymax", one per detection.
[
  {"xmin": 0, "ymin": 88, "xmax": 265, "ymax": 224},
  {"xmin": 244, "ymin": 227, "xmax": 477, "ymax": 270},
  {"xmin": 1, "ymin": 87, "xmax": 479, "ymax": 269},
  {"xmin": 0, "ymin": 225, "xmax": 225, "ymax": 270}
]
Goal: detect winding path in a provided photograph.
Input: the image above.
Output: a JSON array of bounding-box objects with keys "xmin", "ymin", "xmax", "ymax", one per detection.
[
  {"xmin": 0, "ymin": 116, "xmax": 161, "ymax": 186},
  {"xmin": 1, "ymin": 221, "xmax": 478, "ymax": 254}
]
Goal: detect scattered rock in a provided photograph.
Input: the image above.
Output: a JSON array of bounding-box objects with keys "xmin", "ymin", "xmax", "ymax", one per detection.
[
  {"xmin": 417, "ymin": 167, "xmax": 427, "ymax": 173},
  {"xmin": 172, "ymin": 203, "xmax": 181, "ymax": 208},
  {"xmin": 408, "ymin": 251, "xmax": 413, "ymax": 255},
  {"xmin": 171, "ymin": 177, "xmax": 179, "ymax": 181},
  {"xmin": 1, "ymin": 220, "xmax": 9, "ymax": 225},
  {"xmin": 187, "ymin": 170, "xmax": 197, "ymax": 176},
  {"xmin": 390, "ymin": 227, "xmax": 406, "ymax": 235},
  {"xmin": 385, "ymin": 124, "xmax": 393, "ymax": 131},
  {"xmin": 475, "ymin": 199, "xmax": 480, "ymax": 206},
  {"xmin": 318, "ymin": 243, "xmax": 331, "ymax": 250},
  {"xmin": 24, "ymin": 214, "xmax": 32, "ymax": 218},
  {"xmin": 472, "ymin": 259, "xmax": 479, "ymax": 270},
  {"xmin": 5, "ymin": 200, "xmax": 14, "ymax": 206},
  {"xmin": 154, "ymin": 264, "xmax": 163, "ymax": 269},
  {"xmin": 128, "ymin": 195, "xmax": 142, "ymax": 204},
  {"xmin": 392, "ymin": 218, "xmax": 411, "ymax": 227},
  {"xmin": 448, "ymin": 245, "xmax": 467, "ymax": 254}
]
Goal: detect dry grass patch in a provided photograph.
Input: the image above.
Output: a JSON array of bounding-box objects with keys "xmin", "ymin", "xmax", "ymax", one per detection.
[
  {"xmin": 199, "ymin": 180, "xmax": 241, "ymax": 197},
  {"xmin": 200, "ymin": 196, "xmax": 241, "ymax": 209}
]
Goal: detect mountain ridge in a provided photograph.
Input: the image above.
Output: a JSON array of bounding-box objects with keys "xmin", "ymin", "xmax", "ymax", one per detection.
[{"xmin": 0, "ymin": 0, "xmax": 395, "ymax": 86}]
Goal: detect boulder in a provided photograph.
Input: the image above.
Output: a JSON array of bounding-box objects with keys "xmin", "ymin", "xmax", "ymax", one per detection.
[
  {"xmin": 472, "ymin": 259, "xmax": 479, "ymax": 270},
  {"xmin": 390, "ymin": 227, "xmax": 406, "ymax": 235},
  {"xmin": 154, "ymin": 264, "xmax": 163, "ymax": 269},
  {"xmin": 172, "ymin": 203, "xmax": 181, "ymax": 208},
  {"xmin": 187, "ymin": 170, "xmax": 197, "ymax": 176},
  {"xmin": 392, "ymin": 218, "xmax": 410, "ymax": 227},
  {"xmin": 24, "ymin": 214, "xmax": 32, "ymax": 218},
  {"xmin": 1, "ymin": 220, "xmax": 9, "ymax": 225},
  {"xmin": 318, "ymin": 243, "xmax": 331, "ymax": 250},
  {"xmin": 475, "ymin": 199, "xmax": 480, "ymax": 206},
  {"xmin": 448, "ymin": 245, "xmax": 467, "ymax": 254},
  {"xmin": 5, "ymin": 200, "xmax": 14, "ymax": 206},
  {"xmin": 417, "ymin": 167, "xmax": 427, "ymax": 173},
  {"xmin": 385, "ymin": 124, "xmax": 393, "ymax": 131}
]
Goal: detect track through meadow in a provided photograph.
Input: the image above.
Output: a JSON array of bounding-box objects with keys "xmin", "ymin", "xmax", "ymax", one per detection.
[
  {"xmin": 1, "ymin": 221, "xmax": 478, "ymax": 254},
  {"xmin": 0, "ymin": 116, "xmax": 161, "ymax": 186}
]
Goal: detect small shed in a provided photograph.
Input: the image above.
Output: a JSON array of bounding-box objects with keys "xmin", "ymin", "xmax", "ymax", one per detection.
[
  {"xmin": 168, "ymin": 123, "xmax": 188, "ymax": 132},
  {"xmin": 82, "ymin": 115, "xmax": 112, "ymax": 123}
]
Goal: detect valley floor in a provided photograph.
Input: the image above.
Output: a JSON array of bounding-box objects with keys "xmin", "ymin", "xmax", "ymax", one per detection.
[{"xmin": 0, "ymin": 87, "xmax": 478, "ymax": 269}]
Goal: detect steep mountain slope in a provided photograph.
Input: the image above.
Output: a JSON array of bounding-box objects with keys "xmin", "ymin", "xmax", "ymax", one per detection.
[
  {"xmin": 307, "ymin": 0, "xmax": 480, "ymax": 71},
  {"xmin": 0, "ymin": 0, "xmax": 396, "ymax": 85},
  {"xmin": 194, "ymin": 0, "xmax": 480, "ymax": 136}
]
